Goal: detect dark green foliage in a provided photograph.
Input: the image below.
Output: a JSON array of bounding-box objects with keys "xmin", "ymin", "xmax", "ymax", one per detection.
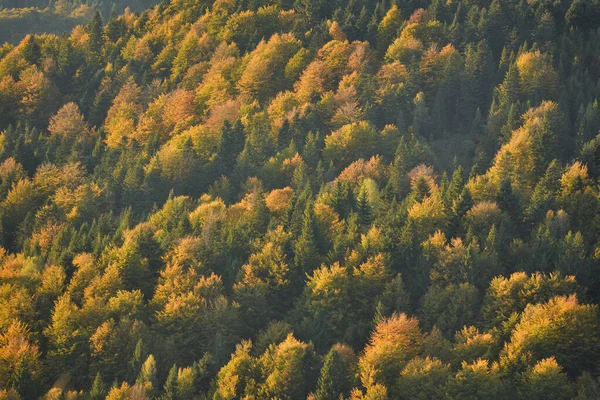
[
  {"xmin": 0, "ymin": 0, "xmax": 598, "ymax": 397},
  {"xmin": 315, "ymin": 347, "xmax": 353, "ymax": 400}
]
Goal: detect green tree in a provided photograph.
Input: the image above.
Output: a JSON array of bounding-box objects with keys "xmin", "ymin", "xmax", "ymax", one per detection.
[
  {"xmin": 87, "ymin": 11, "xmax": 104, "ymax": 58},
  {"xmin": 315, "ymin": 346, "xmax": 354, "ymax": 400},
  {"xmin": 500, "ymin": 295, "xmax": 600, "ymax": 377},
  {"xmin": 523, "ymin": 358, "xmax": 575, "ymax": 400},
  {"xmin": 395, "ymin": 357, "xmax": 451, "ymax": 400}
]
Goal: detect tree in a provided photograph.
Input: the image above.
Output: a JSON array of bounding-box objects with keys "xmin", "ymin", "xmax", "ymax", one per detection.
[
  {"xmin": 137, "ymin": 354, "xmax": 157, "ymax": 396},
  {"xmin": 301, "ymin": 262, "xmax": 355, "ymax": 349},
  {"xmin": 90, "ymin": 372, "xmax": 106, "ymax": 400},
  {"xmin": 176, "ymin": 366, "xmax": 196, "ymax": 398},
  {"xmin": 515, "ymin": 51, "xmax": 558, "ymax": 103},
  {"xmin": 215, "ymin": 120, "xmax": 246, "ymax": 175},
  {"xmin": 408, "ymin": 192, "xmax": 449, "ymax": 240},
  {"xmin": 464, "ymin": 201, "xmax": 504, "ymax": 240},
  {"xmin": 359, "ymin": 314, "xmax": 424, "ymax": 390},
  {"xmin": 377, "ymin": 6, "xmax": 402, "ymax": 54},
  {"xmin": 566, "ymin": 0, "xmax": 600, "ymax": 31},
  {"xmin": 394, "ymin": 357, "xmax": 451, "ymax": 400},
  {"xmin": 356, "ymin": 187, "xmax": 372, "ymax": 228},
  {"xmin": 0, "ymin": 321, "xmax": 40, "ymax": 397},
  {"xmin": 234, "ymin": 226, "xmax": 294, "ymax": 328},
  {"xmin": 237, "ymin": 34, "xmax": 302, "ymax": 102},
  {"xmin": 523, "ymin": 358, "xmax": 575, "ymax": 400},
  {"xmin": 259, "ymin": 334, "xmax": 317, "ymax": 399},
  {"xmin": 447, "ymin": 359, "xmax": 509, "ymax": 400},
  {"xmin": 21, "ymin": 35, "xmax": 40, "ymax": 66},
  {"xmin": 105, "ymin": 78, "xmax": 144, "ymax": 148},
  {"xmin": 17, "ymin": 66, "xmax": 59, "ymax": 126},
  {"xmin": 453, "ymin": 326, "xmax": 497, "ymax": 365},
  {"xmin": 162, "ymin": 364, "xmax": 177, "ymax": 400},
  {"xmin": 171, "ymin": 32, "xmax": 210, "ymax": 81},
  {"xmin": 420, "ymin": 282, "xmax": 480, "ymax": 336},
  {"xmin": 87, "ymin": 11, "xmax": 104, "ymax": 59},
  {"xmin": 214, "ymin": 341, "xmax": 258, "ymax": 400},
  {"xmin": 48, "ymin": 102, "xmax": 90, "ymax": 138},
  {"xmin": 481, "ymin": 272, "xmax": 580, "ymax": 329},
  {"xmin": 500, "ymin": 295, "xmax": 600, "ymax": 377},
  {"xmin": 294, "ymin": 201, "xmax": 320, "ymax": 274},
  {"xmin": 315, "ymin": 345, "xmax": 355, "ymax": 400},
  {"xmin": 323, "ymin": 121, "xmax": 379, "ymax": 169}
]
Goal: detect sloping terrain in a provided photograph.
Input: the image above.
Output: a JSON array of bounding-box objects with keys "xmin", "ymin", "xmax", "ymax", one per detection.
[{"xmin": 0, "ymin": 0, "xmax": 599, "ymax": 398}]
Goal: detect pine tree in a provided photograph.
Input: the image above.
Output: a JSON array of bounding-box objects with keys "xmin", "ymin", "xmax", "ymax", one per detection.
[
  {"xmin": 449, "ymin": 8, "xmax": 463, "ymax": 45},
  {"xmin": 496, "ymin": 179, "xmax": 520, "ymax": 223},
  {"xmin": 278, "ymin": 120, "xmax": 293, "ymax": 149},
  {"xmin": 128, "ymin": 339, "xmax": 146, "ymax": 382},
  {"xmin": 90, "ymin": 373, "xmax": 106, "ymax": 400},
  {"xmin": 498, "ymin": 63, "xmax": 521, "ymax": 107},
  {"xmin": 387, "ymin": 136, "xmax": 411, "ymax": 198},
  {"xmin": 449, "ymin": 187, "xmax": 474, "ymax": 237},
  {"xmin": 429, "ymin": 0, "xmax": 447, "ymax": 21},
  {"xmin": 88, "ymin": 12, "xmax": 104, "ymax": 57},
  {"xmin": 21, "ymin": 35, "xmax": 41, "ymax": 66},
  {"xmin": 163, "ymin": 364, "xmax": 178, "ymax": 400},
  {"xmin": 251, "ymin": 188, "xmax": 271, "ymax": 236},
  {"xmin": 289, "ymin": 185, "xmax": 312, "ymax": 236},
  {"xmin": 215, "ymin": 120, "xmax": 246, "ymax": 176},
  {"xmin": 331, "ymin": 180, "xmax": 350, "ymax": 218},
  {"xmin": 106, "ymin": 10, "xmax": 126, "ymax": 42},
  {"xmin": 13, "ymin": 364, "xmax": 36, "ymax": 400},
  {"xmin": 294, "ymin": 201, "xmax": 320, "ymax": 275},
  {"xmin": 356, "ymin": 187, "xmax": 372, "ymax": 228},
  {"xmin": 315, "ymin": 347, "xmax": 352, "ymax": 400},
  {"xmin": 372, "ymin": 300, "xmax": 384, "ymax": 327},
  {"xmin": 445, "ymin": 165, "xmax": 465, "ymax": 206}
]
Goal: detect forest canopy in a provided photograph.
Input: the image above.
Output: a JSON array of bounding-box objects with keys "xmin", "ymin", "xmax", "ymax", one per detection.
[
  {"xmin": 0, "ymin": 0, "xmax": 600, "ymax": 398},
  {"xmin": 0, "ymin": 0, "xmax": 159, "ymax": 44}
]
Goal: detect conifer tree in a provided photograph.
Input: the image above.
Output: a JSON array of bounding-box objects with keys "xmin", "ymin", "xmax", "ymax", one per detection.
[
  {"xmin": 294, "ymin": 201, "xmax": 320, "ymax": 274},
  {"xmin": 315, "ymin": 347, "xmax": 352, "ymax": 400},
  {"xmin": 356, "ymin": 188, "xmax": 372, "ymax": 228}
]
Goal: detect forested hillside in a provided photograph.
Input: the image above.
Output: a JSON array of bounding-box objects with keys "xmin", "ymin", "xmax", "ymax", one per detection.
[
  {"xmin": 0, "ymin": 0, "xmax": 600, "ymax": 398},
  {"xmin": 0, "ymin": 0, "xmax": 158, "ymax": 44}
]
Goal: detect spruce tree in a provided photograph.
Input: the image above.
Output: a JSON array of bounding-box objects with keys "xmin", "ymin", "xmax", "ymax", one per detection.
[
  {"xmin": 163, "ymin": 364, "xmax": 178, "ymax": 400},
  {"xmin": 356, "ymin": 187, "xmax": 372, "ymax": 228},
  {"xmin": 315, "ymin": 347, "xmax": 352, "ymax": 400},
  {"xmin": 88, "ymin": 12, "xmax": 104, "ymax": 57},
  {"xmin": 90, "ymin": 373, "xmax": 106, "ymax": 400},
  {"xmin": 294, "ymin": 201, "xmax": 320, "ymax": 275}
]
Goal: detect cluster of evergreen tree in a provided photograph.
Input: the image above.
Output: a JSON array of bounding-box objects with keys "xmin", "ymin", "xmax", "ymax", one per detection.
[
  {"xmin": 0, "ymin": 0, "xmax": 158, "ymax": 44},
  {"xmin": 0, "ymin": 0, "xmax": 600, "ymax": 398}
]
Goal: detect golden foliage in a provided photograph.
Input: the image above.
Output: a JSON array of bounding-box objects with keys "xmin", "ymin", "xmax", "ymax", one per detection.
[
  {"xmin": 560, "ymin": 161, "xmax": 590, "ymax": 195},
  {"xmin": 237, "ymin": 33, "xmax": 302, "ymax": 102},
  {"xmin": 516, "ymin": 50, "xmax": 558, "ymax": 99},
  {"xmin": 323, "ymin": 121, "xmax": 379, "ymax": 166},
  {"xmin": 48, "ymin": 102, "xmax": 90, "ymax": 138},
  {"xmin": 408, "ymin": 193, "xmax": 448, "ymax": 238},
  {"xmin": 359, "ymin": 313, "xmax": 424, "ymax": 388},
  {"xmin": 105, "ymin": 78, "xmax": 145, "ymax": 148},
  {"xmin": 337, "ymin": 156, "xmax": 387, "ymax": 185},
  {"xmin": 485, "ymin": 101, "xmax": 560, "ymax": 196},
  {"xmin": 265, "ymin": 187, "xmax": 294, "ymax": 216},
  {"xmin": 329, "ymin": 21, "xmax": 346, "ymax": 41},
  {"xmin": 0, "ymin": 320, "xmax": 41, "ymax": 386}
]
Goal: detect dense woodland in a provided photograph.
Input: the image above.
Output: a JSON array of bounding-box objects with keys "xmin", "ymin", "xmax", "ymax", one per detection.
[
  {"xmin": 1, "ymin": 0, "xmax": 600, "ymax": 398},
  {"xmin": 0, "ymin": 0, "xmax": 158, "ymax": 44}
]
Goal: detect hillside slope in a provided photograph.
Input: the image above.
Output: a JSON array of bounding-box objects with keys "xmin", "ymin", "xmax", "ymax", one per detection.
[
  {"xmin": 0, "ymin": 0, "xmax": 599, "ymax": 398},
  {"xmin": 0, "ymin": 0, "xmax": 159, "ymax": 43}
]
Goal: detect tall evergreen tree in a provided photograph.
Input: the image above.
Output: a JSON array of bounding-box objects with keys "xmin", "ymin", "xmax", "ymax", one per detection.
[{"xmin": 315, "ymin": 347, "xmax": 353, "ymax": 400}]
